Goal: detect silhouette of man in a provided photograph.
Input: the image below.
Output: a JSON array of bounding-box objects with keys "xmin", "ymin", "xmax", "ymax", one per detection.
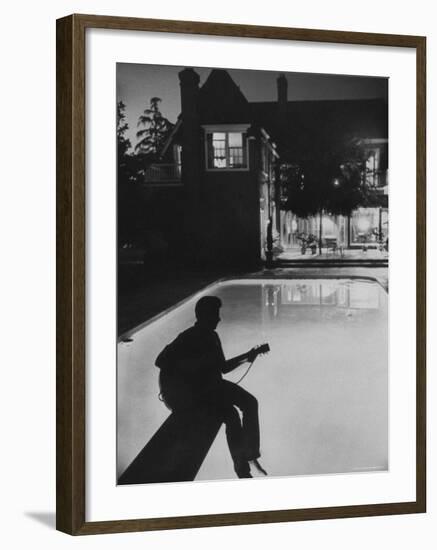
[{"xmin": 155, "ymin": 295, "xmax": 266, "ymax": 478}]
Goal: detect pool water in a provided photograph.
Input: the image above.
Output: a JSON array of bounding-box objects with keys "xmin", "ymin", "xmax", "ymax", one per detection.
[{"xmin": 117, "ymin": 279, "xmax": 388, "ymax": 481}]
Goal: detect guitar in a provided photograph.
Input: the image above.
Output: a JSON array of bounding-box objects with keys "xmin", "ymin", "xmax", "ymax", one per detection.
[
  {"xmin": 232, "ymin": 343, "xmax": 270, "ymax": 384},
  {"xmin": 246, "ymin": 343, "xmax": 270, "ymax": 361},
  {"xmin": 158, "ymin": 342, "xmax": 270, "ymax": 410}
]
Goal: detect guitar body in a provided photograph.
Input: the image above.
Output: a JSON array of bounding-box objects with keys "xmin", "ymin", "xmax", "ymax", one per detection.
[{"xmin": 159, "ymin": 368, "xmax": 198, "ymax": 411}]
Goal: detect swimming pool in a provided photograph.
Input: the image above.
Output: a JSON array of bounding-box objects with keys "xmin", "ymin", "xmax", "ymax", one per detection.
[{"xmin": 117, "ymin": 278, "xmax": 388, "ymax": 482}]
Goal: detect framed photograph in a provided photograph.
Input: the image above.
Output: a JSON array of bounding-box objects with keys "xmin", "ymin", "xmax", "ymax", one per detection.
[{"xmin": 56, "ymin": 14, "xmax": 426, "ymax": 535}]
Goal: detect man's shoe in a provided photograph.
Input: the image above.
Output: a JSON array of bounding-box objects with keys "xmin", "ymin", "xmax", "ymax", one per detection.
[
  {"xmin": 249, "ymin": 459, "xmax": 268, "ymax": 476},
  {"xmin": 237, "ymin": 471, "xmax": 253, "ymax": 479},
  {"xmin": 235, "ymin": 460, "xmax": 252, "ymax": 478}
]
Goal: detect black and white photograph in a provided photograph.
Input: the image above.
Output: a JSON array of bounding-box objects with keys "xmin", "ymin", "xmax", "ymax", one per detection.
[{"xmin": 116, "ymin": 62, "xmax": 389, "ymax": 485}]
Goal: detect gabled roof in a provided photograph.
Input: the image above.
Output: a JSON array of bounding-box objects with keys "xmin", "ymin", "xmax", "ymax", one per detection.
[
  {"xmin": 198, "ymin": 69, "xmax": 253, "ymax": 124},
  {"xmin": 161, "ymin": 69, "xmax": 388, "ymax": 161},
  {"xmin": 160, "ymin": 69, "xmax": 259, "ymax": 157},
  {"xmin": 159, "ymin": 116, "xmax": 182, "ymax": 159}
]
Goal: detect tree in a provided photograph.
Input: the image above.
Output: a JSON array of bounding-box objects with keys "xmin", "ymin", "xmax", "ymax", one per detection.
[
  {"xmin": 117, "ymin": 100, "xmax": 138, "ymax": 187},
  {"xmin": 117, "ymin": 101, "xmax": 135, "ymax": 185},
  {"xmin": 117, "ymin": 99, "xmax": 176, "ymax": 247},
  {"xmin": 280, "ymin": 139, "xmax": 380, "ymax": 252},
  {"xmin": 135, "ymin": 97, "xmax": 174, "ymax": 161},
  {"xmin": 117, "ymin": 100, "xmax": 146, "ymax": 244},
  {"xmin": 117, "ymin": 100, "xmax": 132, "ymax": 159}
]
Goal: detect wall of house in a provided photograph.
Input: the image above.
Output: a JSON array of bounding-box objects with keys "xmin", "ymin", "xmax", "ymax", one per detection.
[
  {"xmin": 133, "ymin": 141, "xmax": 263, "ymax": 271},
  {"xmin": 196, "ymin": 167, "xmax": 261, "ymax": 266},
  {"xmin": 180, "ymin": 130, "xmax": 262, "ymax": 267}
]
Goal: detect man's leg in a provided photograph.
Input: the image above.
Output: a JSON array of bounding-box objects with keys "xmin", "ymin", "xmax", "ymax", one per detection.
[
  {"xmin": 221, "ymin": 380, "xmax": 260, "ymax": 462},
  {"xmin": 220, "ymin": 405, "xmax": 251, "ymax": 478}
]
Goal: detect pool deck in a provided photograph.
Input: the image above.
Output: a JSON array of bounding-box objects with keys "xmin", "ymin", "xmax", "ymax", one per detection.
[
  {"xmin": 278, "ymin": 247, "xmax": 388, "ymax": 261},
  {"xmin": 118, "ymin": 265, "xmax": 388, "ymax": 337}
]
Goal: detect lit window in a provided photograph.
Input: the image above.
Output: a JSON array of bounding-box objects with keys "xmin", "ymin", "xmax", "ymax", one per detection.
[
  {"xmin": 365, "ymin": 149, "xmax": 380, "ymax": 187},
  {"xmin": 206, "ymin": 131, "xmax": 248, "ymax": 169}
]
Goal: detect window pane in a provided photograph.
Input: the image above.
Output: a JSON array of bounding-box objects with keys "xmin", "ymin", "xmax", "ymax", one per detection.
[
  {"xmin": 228, "ymin": 132, "xmax": 243, "ymax": 147},
  {"xmin": 206, "ymin": 133, "xmax": 214, "ymax": 169},
  {"xmin": 212, "ymin": 132, "xmax": 227, "ymax": 168},
  {"xmin": 229, "ymin": 148, "xmax": 242, "ymax": 167},
  {"xmin": 350, "ymin": 207, "xmax": 380, "ymax": 244},
  {"xmin": 229, "ymin": 133, "xmax": 247, "ymax": 168}
]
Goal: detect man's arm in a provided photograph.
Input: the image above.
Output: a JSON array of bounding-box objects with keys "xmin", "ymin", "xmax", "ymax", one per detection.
[
  {"xmin": 211, "ymin": 333, "xmax": 258, "ymax": 374},
  {"xmin": 221, "ymin": 349, "xmax": 258, "ymax": 374}
]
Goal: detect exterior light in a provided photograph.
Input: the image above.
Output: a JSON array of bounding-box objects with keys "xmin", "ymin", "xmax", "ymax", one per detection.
[{"xmin": 333, "ymin": 178, "xmax": 340, "ymax": 186}]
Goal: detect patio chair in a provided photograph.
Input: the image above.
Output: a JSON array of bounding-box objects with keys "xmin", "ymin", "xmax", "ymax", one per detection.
[{"xmin": 324, "ymin": 237, "xmax": 338, "ymax": 255}]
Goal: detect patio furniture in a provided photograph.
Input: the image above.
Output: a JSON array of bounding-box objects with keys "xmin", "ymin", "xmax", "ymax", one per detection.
[
  {"xmin": 297, "ymin": 233, "xmax": 317, "ymax": 255},
  {"xmin": 324, "ymin": 237, "xmax": 338, "ymax": 255}
]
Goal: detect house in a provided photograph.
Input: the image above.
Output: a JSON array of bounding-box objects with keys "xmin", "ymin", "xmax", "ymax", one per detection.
[
  {"xmin": 142, "ymin": 68, "xmax": 280, "ymax": 267},
  {"xmin": 250, "ymin": 75, "xmax": 388, "ymax": 250},
  {"xmin": 141, "ymin": 68, "xmax": 388, "ymax": 265}
]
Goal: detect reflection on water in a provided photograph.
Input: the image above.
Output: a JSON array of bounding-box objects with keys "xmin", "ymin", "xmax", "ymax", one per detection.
[
  {"xmin": 265, "ymin": 280, "xmax": 380, "ymax": 318},
  {"xmin": 118, "ymin": 278, "xmax": 388, "ymax": 481}
]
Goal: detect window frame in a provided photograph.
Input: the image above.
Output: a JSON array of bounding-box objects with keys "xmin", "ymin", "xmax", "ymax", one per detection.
[{"xmin": 203, "ymin": 124, "xmax": 251, "ymax": 172}]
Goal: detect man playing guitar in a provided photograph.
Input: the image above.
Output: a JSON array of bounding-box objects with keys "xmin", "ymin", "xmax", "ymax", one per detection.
[{"xmin": 155, "ymin": 295, "xmax": 269, "ymax": 478}]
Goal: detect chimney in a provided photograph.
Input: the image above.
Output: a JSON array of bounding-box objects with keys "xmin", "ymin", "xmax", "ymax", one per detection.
[
  {"xmin": 277, "ymin": 73, "xmax": 288, "ymax": 142},
  {"xmin": 178, "ymin": 68, "xmax": 203, "ymax": 259},
  {"xmin": 277, "ymin": 73, "xmax": 288, "ymax": 107},
  {"xmin": 179, "ymin": 68, "xmax": 200, "ymax": 122},
  {"xmin": 178, "ymin": 68, "xmax": 201, "ymax": 196}
]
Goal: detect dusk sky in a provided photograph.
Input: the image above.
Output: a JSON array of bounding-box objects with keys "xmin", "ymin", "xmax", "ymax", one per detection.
[{"xmin": 117, "ymin": 63, "xmax": 388, "ymax": 152}]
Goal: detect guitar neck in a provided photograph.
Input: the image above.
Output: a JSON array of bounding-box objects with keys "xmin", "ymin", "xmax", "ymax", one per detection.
[
  {"xmin": 232, "ymin": 351, "xmax": 252, "ymax": 363},
  {"xmin": 235, "ymin": 344, "xmax": 269, "ymax": 363},
  {"xmin": 223, "ymin": 344, "xmax": 269, "ymax": 374}
]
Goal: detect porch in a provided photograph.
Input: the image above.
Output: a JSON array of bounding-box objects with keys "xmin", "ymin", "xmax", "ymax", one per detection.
[{"xmin": 142, "ymin": 163, "xmax": 181, "ymax": 184}]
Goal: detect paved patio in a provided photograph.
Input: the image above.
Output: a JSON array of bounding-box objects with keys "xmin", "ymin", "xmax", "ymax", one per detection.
[{"xmin": 278, "ymin": 246, "xmax": 388, "ymax": 261}]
